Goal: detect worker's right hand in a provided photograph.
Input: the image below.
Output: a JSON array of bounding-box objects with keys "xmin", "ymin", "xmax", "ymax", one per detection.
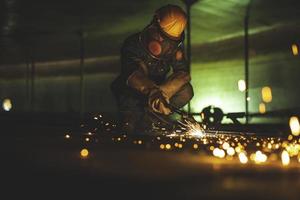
[{"xmin": 148, "ymin": 89, "xmax": 171, "ymax": 115}]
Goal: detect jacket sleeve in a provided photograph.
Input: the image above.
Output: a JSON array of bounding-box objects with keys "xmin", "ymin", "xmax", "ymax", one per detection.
[
  {"xmin": 171, "ymin": 42, "xmax": 189, "ymax": 73},
  {"xmin": 120, "ymin": 39, "xmax": 145, "ymax": 79},
  {"xmin": 121, "ymin": 36, "xmax": 158, "ymax": 96},
  {"xmin": 159, "ymin": 43, "xmax": 191, "ymax": 99}
]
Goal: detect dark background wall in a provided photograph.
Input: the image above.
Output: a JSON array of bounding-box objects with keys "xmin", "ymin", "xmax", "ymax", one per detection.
[{"xmin": 1, "ymin": 0, "xmax": 300, "ymax": 123}]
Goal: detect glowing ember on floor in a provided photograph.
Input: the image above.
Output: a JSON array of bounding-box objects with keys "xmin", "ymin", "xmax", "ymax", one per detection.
[
  {"xmin": 64, "ymin": 113, "xmax": 300, "ymax": 169},
  {"xmin": 80, "ymin": 148, "xmax": 89, "ymax": 158}
]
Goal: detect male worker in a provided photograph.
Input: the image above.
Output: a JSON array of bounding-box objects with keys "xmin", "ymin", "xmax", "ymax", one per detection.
[{"xmin": 111, "ymin": 4, "xmax": 193, "ymax": 134}]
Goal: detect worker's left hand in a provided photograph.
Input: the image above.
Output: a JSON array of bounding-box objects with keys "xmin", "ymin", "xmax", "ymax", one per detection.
[{"xmin": 148, "ymin": 89, "xmax": 171, "ymax": 115}]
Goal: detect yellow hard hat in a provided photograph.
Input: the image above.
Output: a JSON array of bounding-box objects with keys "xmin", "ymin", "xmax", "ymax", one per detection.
[{"xmin": 155, "ymin": 5, "xmax": 187, "ymax": 40}]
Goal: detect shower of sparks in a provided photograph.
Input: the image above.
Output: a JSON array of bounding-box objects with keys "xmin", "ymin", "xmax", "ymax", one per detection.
[
  {"xmin": 171, "ymin": 118, "xmax": 206, "ymax": 138},
  {"xmin": 65, "ymin": 113, "xmax": 300, "ymax": 168}
]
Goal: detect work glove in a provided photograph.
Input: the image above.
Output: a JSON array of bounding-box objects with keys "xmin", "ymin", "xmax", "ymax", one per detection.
[
  {"xmin": 160, "ymin": 71, "xmax": 191, "ymax": 99},
  {"xmin": 127, "ymin": 69, "xmax": 171, "ymax": 115},
  {"xmin": 148, "ymin": 89, "xmax": 171, "ymax": 115}
]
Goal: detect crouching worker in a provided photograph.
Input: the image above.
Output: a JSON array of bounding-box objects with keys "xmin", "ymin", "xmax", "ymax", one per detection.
[{"xmin": 111, "ymin": 4, "xmax": 194, "ymax": 134}]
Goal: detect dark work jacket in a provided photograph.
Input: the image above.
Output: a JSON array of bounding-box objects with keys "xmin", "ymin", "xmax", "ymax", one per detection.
[{"xmin": 111, "ymin": 25, "xmax": 188, "ymax": 99}]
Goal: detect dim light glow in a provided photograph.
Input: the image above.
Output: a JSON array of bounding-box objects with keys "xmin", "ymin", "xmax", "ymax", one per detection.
[
  {"xmin": 289, "ymin": 116, "xmax": 300, "ymax": 136},
  {"xmin": 222, "ymin": 142, "xmax": 230, "ymax": 150},
  {"xmin": 259, "ymin": 103, "xmax": 266, "ymax": 114},
  {"xmin": 65, "ymin": 134, "xmax": 70, "ymax": 139},
  {"xmin": 235, "ymin": 146, "xmax": 242, "ymax": 153},
  {"xmin": 261, "ymin": 86, "xmax": 272, "ymax": 103},
  {"xmin": 292, "ymin": 44, "xmax": 299, "ymax": 56},
  {"xmin": 2, "ymin": 98, "xmax": 12, "ymax": 111},
  {"xmin": 226, "ymin": 147, "xmax": 235, "ymax": 156},
  {"xmin": 189, "ymin": 129, "xmax": 204, "ymax": 138},
  {"xmin": 80, "ymin": 148, "xmax": 89, "ymax": 158},
  {"xmin": 238, "ymin": 80, "xmax": 246, "ymax": 92}
]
